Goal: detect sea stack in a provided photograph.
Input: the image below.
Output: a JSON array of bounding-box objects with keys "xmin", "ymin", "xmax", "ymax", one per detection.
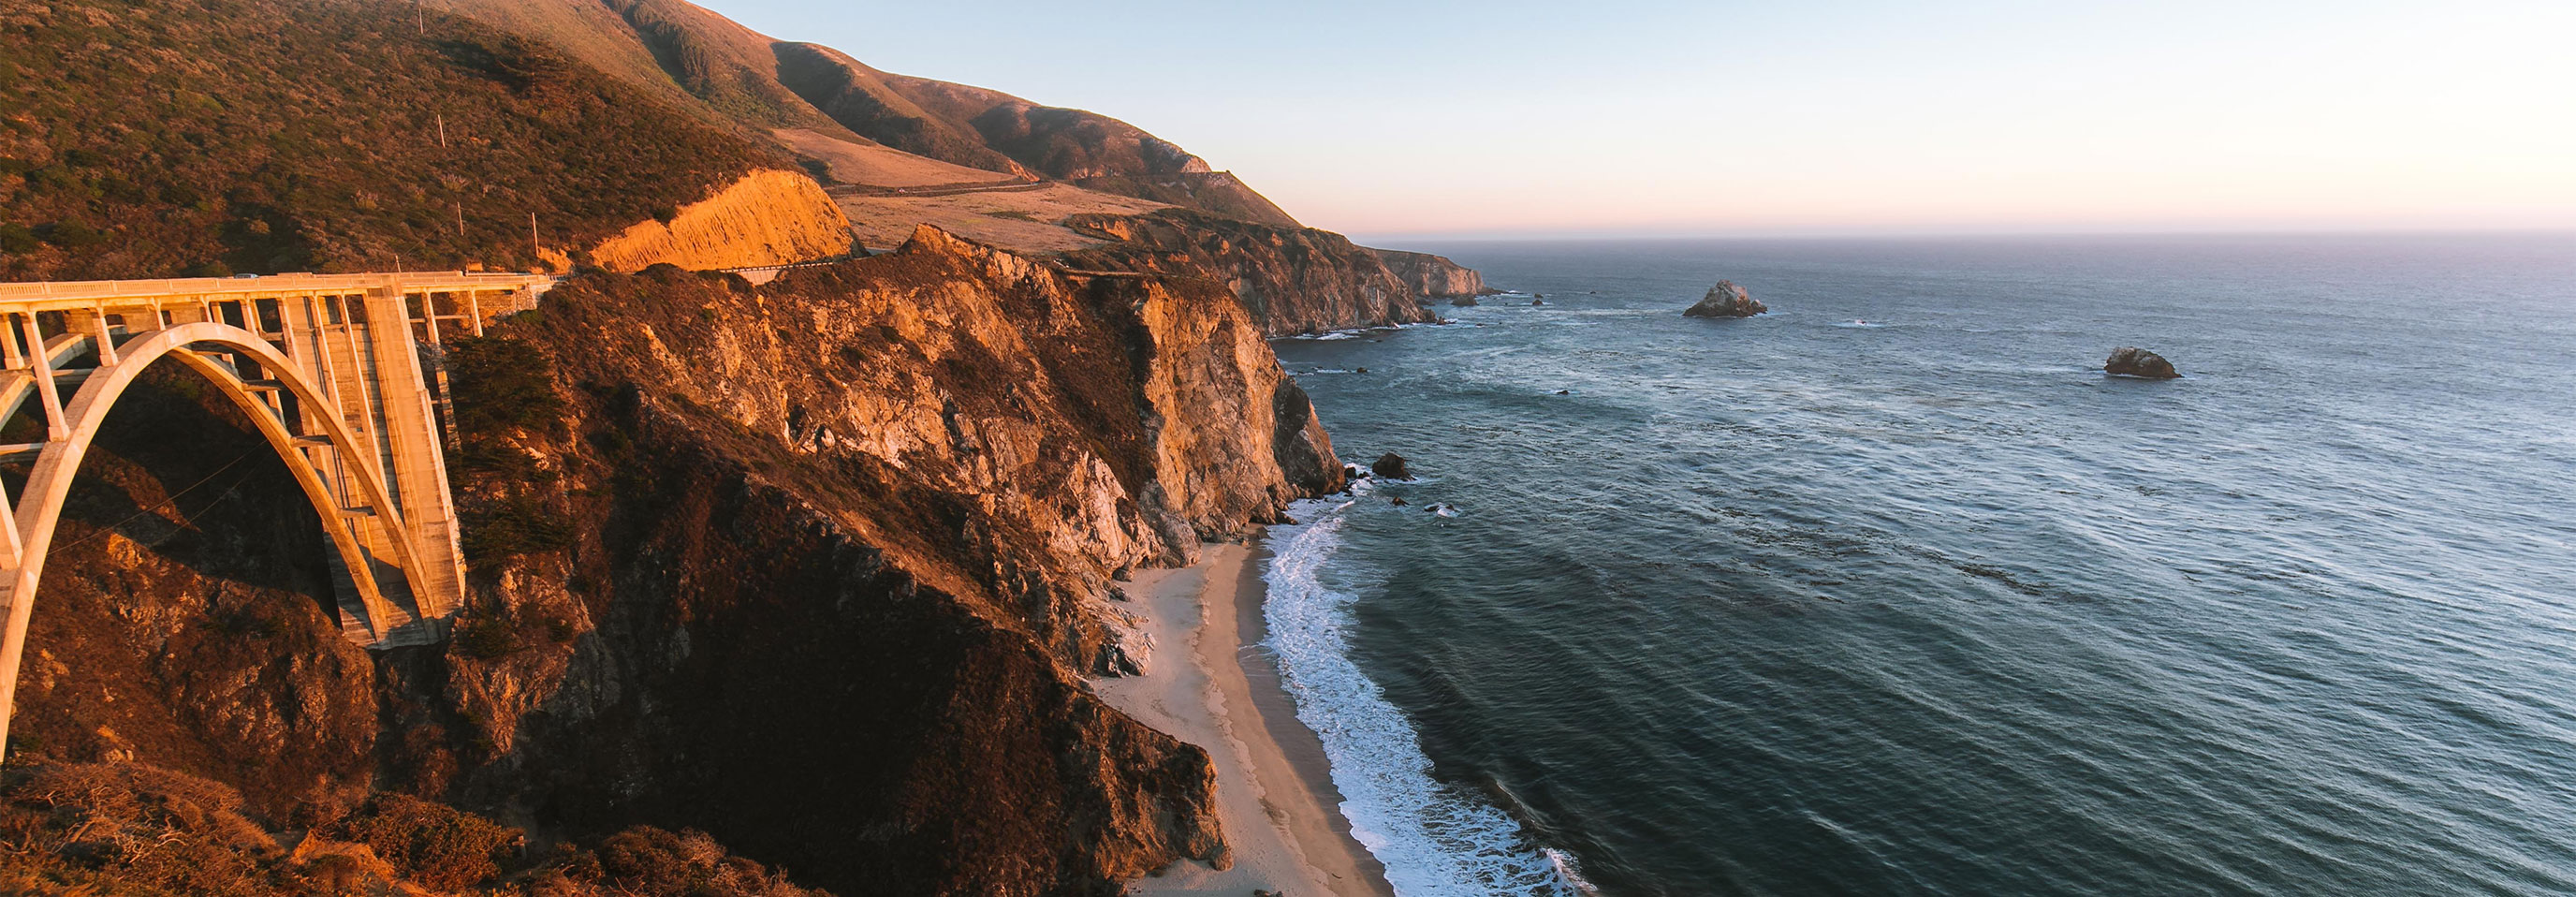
[
  {"xmin": 1685, "ymin": 280, "xmax": 1767, "ymax": 317},
  {"xmin": 1371, "ymin": 451, "xmax": 1412, "ymax": 479},
  {"xmin": 2104, "ymin": 346, "xmax": 2182, "ymax": 378}
]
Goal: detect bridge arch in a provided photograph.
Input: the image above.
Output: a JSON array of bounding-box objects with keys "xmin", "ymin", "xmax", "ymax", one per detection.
[
  {"xmin": 0, "ymin": 272, "xmax": 558, "ymax": 760},
  {"xmin": 0, "ymin": 320, "xmax": 444, "ymax": 755}
]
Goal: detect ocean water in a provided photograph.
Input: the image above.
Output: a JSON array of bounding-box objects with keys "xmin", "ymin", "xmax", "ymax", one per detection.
[{"xmin": 1261, "ymin": 234, "xmax": 2576, "ymax": 896}]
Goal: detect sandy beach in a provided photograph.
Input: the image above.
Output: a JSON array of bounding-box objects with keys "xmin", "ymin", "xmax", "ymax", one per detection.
[{"xmin": 1096, "ymin": 542, "xmax": 1395, "ymax": 897}]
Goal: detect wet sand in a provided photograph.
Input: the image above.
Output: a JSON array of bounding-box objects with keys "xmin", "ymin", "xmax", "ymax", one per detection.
[{"xmin": 1097, "ymin": 542, "xmax": 1394, "ymax": 897}]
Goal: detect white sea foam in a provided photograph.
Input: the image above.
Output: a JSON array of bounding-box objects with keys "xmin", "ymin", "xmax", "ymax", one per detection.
[{"xmin": 1265, "ymin": 497, "xmax": 1593, "ymax": 896}]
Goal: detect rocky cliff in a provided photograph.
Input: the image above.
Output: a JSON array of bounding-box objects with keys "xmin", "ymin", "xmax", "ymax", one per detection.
[
  {"xmin": 1062, "ymin": 210, "xmax": 1455, "ymax": 336},
  {"xmin": 451, "ymin": 228, "xmax": 1343, "ymax": 895},
  {"xmin": 1374, "ymin": 247, "xmax": 1494, "ymax": 299},
  {"xmin": 589, "ymin": 169, "xmax": 855, "ymax": 272},
  {"xmin": 7, "ymin": 228, "xmax": 1341, "ymax": 896}
]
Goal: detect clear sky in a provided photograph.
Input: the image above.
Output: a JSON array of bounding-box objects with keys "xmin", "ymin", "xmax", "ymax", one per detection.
[{"xmin": 702, "ymin": 0, "xmax": 2574, "ymax": 239}]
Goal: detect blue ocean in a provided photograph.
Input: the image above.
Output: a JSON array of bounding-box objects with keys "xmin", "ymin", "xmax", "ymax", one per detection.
[{"xmin": 1262, "ymin": 233, "xmax": 2576, "ymax": 895}]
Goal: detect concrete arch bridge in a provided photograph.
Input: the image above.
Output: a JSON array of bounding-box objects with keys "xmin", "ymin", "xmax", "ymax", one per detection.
[{"xmin": 0, "ymin": 272, "xmax": 556, "ymax": 756}]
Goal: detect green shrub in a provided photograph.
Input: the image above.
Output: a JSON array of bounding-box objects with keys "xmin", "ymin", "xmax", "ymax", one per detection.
[{"xmin": 0, "ymin": 224, "xmax": 36, "ymax": 254}]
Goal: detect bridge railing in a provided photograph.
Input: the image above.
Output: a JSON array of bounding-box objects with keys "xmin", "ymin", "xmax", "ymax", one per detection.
[{"xmin": 0, "ymin": 272, "xmax": 558, "ymax": 314}]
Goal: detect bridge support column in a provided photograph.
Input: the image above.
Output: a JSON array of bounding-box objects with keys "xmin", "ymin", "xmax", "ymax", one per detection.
[{"xmin": 363, "ymin": 287, "xmax": 464, "ymax": 624}]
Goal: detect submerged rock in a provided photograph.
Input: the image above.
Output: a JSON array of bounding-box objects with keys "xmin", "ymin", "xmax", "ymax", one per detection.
[
  {"xmin": 1684, "ymin": 280, "xmax": 1767, "ymax": 317},
  {"xmin": 1371, "ymin": 451, "xmax": 1412, "ymax": 479},
  {"xmin": 1451, "ymin": 296, "xmax": 1479, "ymax": 306},
  {"xmin": 2104, "ymin": 346, "xmax": 2181, "ymax": 378}
]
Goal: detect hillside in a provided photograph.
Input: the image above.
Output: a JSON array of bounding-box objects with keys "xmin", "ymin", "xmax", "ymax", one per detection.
[
  {"xmin": 406, "ymin": 0, "xmax": 1485, "ymax": 331},
  {"xmin": 0, "ymin": 0, "xmax": 801, "ymax": 279},
  {"xmin": 441, "ymin": 1, "xmax": 1297, "ymax": 225}
]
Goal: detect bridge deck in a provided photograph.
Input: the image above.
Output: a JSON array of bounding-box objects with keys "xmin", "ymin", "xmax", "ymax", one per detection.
[{"xmin": 0, "ymin": 272, "xmax": 557, "ymax": 313}]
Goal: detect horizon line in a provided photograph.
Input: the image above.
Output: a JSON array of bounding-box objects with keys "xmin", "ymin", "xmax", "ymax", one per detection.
[{"xmin": 1351, "ymin": 225, "xmax": 2576, "ymax": 245}]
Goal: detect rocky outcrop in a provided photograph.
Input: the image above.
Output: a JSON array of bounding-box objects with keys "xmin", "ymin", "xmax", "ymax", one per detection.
[
  {"xmin": 2104, "ymin": 346, "xmax": 2181, "ymax": 378},
  {"xmin": 1374, "ymin": 248, "xmax": 1492, "ymax": 299},
  {"xmin": 1370, "ymin": 452, "xmax": 1411, "ymax": 480},
  {"xmin": 1684, "ymin": 280, "xmax": 1766, "ymax": 317},
  {"xmin": 1062, "ymin": 210, "xmax": 1442, "ymax": 336},
  {"xmin": 14, "ymin": 227, "xmax": 1342, "ymax": 896},
  {"xmin": 589, "ymin": 169, "xmax": 854, "ymax": 272}
]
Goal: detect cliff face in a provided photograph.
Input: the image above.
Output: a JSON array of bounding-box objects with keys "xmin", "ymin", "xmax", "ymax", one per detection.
[
  {"xmin": 1374, "ymin": 247, "xmax": 1493, "ymax": 298},
  {"xmin": 589, "ymin": 169, "xmax": 854, "ymax": 272},
  {"xmin": 443, "ymin": 228, "xmax": 1339, "ymax": 894},
  {"xmin": 1063, "ymin": 210, "xmax": 1453, "ymax": 336},
  {"xmin": 8, "ymin": 228, "xmax": 1341, "ymax": 896}
]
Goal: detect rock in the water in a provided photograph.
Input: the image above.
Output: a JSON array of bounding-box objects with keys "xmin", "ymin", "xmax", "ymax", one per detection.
[
  {"xmin": 1530, "ymin": 298, "xmax": 1545, "ymax": 306},
  {"xmin": 1370, "ymin": 451, "xmax": 1411, "ymax": 479},
  {"xmin": 2104, "ymin": 346, "xmax": 2181, "ymax": 378},
  {"xmin": 1389, "ymin": 496, "xmax": 1408, "ymax": 507},
  {"xmin": 1450, "ymin": 296, "xmax": 1479, "ymax": 306},
  {"xmin": 1684, "ymin": 280, "xmax": 1767, "ymax": 317}
]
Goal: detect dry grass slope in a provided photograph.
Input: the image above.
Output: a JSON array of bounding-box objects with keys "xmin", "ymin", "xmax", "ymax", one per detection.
[{"xmin": 0, "ymin": 0, "xmax": 792, "ymax": 280}]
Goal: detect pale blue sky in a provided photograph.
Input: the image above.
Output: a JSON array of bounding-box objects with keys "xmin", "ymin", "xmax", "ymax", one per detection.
[{"xmin": 704, "ymin": 0, "xmax": 2575, "ymax": 238}]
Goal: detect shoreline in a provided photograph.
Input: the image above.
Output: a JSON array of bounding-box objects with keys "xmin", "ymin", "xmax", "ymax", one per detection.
[{"xmin": 1096, "ymin": 541, "xmax": 1394, "ymax": 897}]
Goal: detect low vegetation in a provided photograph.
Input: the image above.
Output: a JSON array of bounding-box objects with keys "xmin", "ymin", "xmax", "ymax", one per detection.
[
  {"xmin": 0, "ymin": 758, "xmax": 828, "ymax": 896},
  {"xmin": 0, "ymin": 0, "xmax": 788, "ymax": 280}
]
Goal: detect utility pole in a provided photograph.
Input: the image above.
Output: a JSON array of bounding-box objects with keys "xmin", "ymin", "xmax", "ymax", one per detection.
[
  {"xmin": 415, "ymin": 0, "xmax": 425, "ymax": 35},
  {"xmin": 436, "ymin": 113, "xmax": 447, "ymax": 150},
  {"xmin": 455, "ymin": 202, "xmax": 465, "ymax": 241},
  {"xmin": 529, "ymin": 213, "xmax": 541, "ymax": 268}
]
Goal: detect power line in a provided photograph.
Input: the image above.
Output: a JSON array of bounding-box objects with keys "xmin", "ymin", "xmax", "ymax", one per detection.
[{"xmin": 48, "ymin": 450, "xmax": 261, "ymax": 558}]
